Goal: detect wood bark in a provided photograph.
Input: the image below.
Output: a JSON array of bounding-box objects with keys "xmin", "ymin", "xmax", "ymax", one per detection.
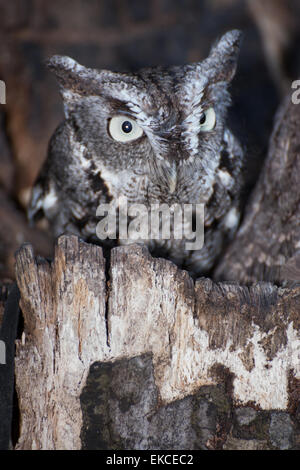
[
  {"xmin": 215, "ymin": 91, "xmax": 300, "ymax": 284},
  {"xmin": 13, "ymin": 237, "xmax": 300, "ymax": 450}
]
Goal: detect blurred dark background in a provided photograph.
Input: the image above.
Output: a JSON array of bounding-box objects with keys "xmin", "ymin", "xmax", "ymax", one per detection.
[{"xmin": 0, "ymin": 0, "xmax": 300, "ymax": 280}]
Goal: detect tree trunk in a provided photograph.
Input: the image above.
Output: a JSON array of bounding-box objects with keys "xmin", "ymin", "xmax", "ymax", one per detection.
[
  {"xmin": 215, "ymin": 92, "xmax": 300, "ymax": 284},
  {"xmin": 13, "ymin": 236, "xmax": 300, "ymax": 450}
]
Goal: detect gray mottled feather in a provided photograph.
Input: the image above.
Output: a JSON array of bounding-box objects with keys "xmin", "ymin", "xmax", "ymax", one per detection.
[{"xmin": 29, "ymin": 30, "xmax": 244, "ymax": 277}]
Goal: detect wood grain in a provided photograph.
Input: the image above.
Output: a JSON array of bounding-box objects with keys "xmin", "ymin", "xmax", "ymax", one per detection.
[{"xmin": 14, "ymin": 237, "xmax": 300, "ymax": 449}]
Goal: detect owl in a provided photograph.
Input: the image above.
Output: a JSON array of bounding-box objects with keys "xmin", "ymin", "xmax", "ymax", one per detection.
[{"xmin": 28, "ymin": 30, "xmax": 244, "ymax": 277}]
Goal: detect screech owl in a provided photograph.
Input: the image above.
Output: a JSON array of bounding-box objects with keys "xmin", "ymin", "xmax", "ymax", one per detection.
[{"xmin": 28, "ymin": 30, "xmax": 244, "ymax": 277}]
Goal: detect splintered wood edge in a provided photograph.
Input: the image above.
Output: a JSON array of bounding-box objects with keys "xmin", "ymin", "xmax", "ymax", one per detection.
[
  {"xmin": 14, "ymin": 235, "xmax": 300, "ymax": 449},
  {"xmin": 14, "ymin": 236, "xmax": 108, "ymax": 450}
]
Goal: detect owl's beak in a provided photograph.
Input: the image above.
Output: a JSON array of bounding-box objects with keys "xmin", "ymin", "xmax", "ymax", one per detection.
[{"xmin": 167, "ymin": 162, "xmax": 177, "ymax": 194}]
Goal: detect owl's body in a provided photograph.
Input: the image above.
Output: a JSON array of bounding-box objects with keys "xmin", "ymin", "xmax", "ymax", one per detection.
[{"xmin": 29, "ymin": 30, "xmax": 244, "ymax": 276}]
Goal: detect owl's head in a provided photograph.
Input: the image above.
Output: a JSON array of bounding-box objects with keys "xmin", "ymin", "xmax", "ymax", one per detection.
[{"xmin": 46, "ymin": 30, "xmax": 242, "ymax": 201}]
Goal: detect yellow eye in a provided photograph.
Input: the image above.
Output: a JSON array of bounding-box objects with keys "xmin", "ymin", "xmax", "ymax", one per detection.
[
  {"xmin": 199, "ymin": 107, "xmax": 216, "ymax": 132},
  {"xmin": 108, "ymin": 116, "xmax": 144, "ymax": 142}
]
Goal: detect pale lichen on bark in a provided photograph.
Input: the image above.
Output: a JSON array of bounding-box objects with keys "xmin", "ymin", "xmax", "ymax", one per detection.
[{"xmin": 13, "ymin": 236, "xmax": 300, "ymax": 449}]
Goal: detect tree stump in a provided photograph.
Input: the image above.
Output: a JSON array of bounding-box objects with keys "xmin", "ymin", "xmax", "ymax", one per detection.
[{"xmin": 13, "ymin": 236, "xmax": 300, "ymax": 450}]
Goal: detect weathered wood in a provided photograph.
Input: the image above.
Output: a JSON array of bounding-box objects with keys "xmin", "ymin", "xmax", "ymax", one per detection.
[
  {"xmin": 215, "ymin": 92, "xmax": 300, "ymax": 283},
  {"xmin": 14, "ymin": 237, "xmax": 108, "ymax": 450},
  {"xmin": 14, "ymin": 236, "xmax": 300, "ymax": 449}
]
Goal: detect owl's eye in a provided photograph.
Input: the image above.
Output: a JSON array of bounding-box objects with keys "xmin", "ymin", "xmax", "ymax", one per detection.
[
  {"xmin": 108, "ymin": 116, "xmax": 144, "ymax": 142},
  {"xmin": 199, "ymin": 107, "xmax": 216, "ymax": 132}
]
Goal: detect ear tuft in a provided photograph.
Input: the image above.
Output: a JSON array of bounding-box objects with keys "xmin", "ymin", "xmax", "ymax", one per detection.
[
  {"xmin": 45, "ymin": 55, "xmax": 86, "ymax": 90},
  {"xmin": 209, "ymin": 29, "xmax": 243, "ymax": 82},
  {"xmin": 46, "ymin": 55, "xmax": 80, "ymax": 71},
  {"xmin": 212, "ymin": 30, "xmax": 242, "ymax": 54}
]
